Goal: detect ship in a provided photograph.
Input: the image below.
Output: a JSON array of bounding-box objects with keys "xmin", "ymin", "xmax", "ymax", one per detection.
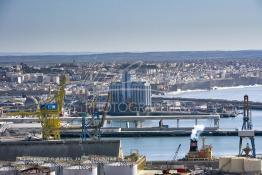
[
  {"xmin": 183, "ymin": 125, "xmax": 213, "ymax": 161},
  {"xmin": 184, "ymin": 137, "xmax": 213, "ymax": 161}
]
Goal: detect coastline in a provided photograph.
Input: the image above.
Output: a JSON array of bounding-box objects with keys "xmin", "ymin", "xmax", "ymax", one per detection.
[{"xmin": 164, "ymin": 84, "xmax": 262, "ymax": 97}]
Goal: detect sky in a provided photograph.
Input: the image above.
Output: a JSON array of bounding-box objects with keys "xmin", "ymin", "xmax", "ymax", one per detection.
[{"xmin": 0, "ymin": 0, "xmax": 262, "ymax": 53}]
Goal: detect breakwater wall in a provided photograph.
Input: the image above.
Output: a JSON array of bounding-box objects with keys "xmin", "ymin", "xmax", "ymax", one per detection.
[
  {"xmin": 0, "ymin": 140, "xmax": 121, "ymax": 161},
  {"xmin": 153, "ymin": 97, "xmax": 262, "ymax": 110},
  {"xmin": 61, "ymin": 128, "xmax": 262, "ymax": 138}
]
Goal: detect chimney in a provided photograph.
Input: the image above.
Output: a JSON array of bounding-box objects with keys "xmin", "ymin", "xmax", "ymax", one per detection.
[{"xmin": 190, "ymin": 139, "xmax": 198, "ymax": 152}]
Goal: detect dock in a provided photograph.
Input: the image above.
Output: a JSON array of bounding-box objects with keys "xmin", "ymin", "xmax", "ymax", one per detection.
[
  {"xmin": 146, "ymin": 160, "xmax": 219, "ymax": 170},
  {"xmin": 60, "ymin": 128, "xmax": 262, "ymax": 137},
  {"xmin": 0, "ymin": 114, "xmax": 220, "ymax": 122},
  {"xmin": 0, "ymin": 114, "xmax": 220, "ymax": 129}
]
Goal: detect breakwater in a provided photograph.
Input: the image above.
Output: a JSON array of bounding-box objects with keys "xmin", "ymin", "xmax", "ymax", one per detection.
[
  {"xmin": 60, "ymin": 128, "xmax": 262, "ymax": 138},
  {"xmin": 153, "ymin": 97, "xmax": 262, "ymax": 110}
]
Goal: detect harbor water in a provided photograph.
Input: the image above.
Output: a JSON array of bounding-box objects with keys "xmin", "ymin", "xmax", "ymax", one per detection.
[{"xmin": 118, "ymin": 85, "xmax": 262, "ymax": 160}]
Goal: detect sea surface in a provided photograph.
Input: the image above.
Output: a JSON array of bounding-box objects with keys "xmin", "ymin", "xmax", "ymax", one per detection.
[{"xmin": 117, "ymin": 85, "xmax": 262, "ymax": 160}]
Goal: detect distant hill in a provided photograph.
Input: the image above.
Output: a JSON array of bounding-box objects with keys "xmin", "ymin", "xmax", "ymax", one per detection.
[{"xmin": 0, "ymin": 50, "xmax": 262, "ymax": 64}]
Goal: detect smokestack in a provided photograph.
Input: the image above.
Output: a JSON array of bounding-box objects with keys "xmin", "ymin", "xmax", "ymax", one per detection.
[{"xmin": 190, "ymin": 139, "xmax": 198, "ymax": 152}]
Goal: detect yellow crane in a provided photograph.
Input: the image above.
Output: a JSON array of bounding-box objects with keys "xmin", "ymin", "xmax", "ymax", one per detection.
[{"xmin": 5, "ymin": 75, "xmax": 66, "ymax": 140}]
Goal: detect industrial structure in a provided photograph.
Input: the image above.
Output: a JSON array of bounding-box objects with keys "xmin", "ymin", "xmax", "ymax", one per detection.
[
  {"xmin": 218, "ymin": 95, "xmax": 260, "ymax": 174},
  {"xmin": 238, "ymin": 95, "xmax": 256, "ymax": 158},
  {"xmin": 184, "ymin": 137, "xmax": 213, "ymax": 161},
  {"xmin": 184, "ymin": 127, "xmax": 213, "ymax": 161},
  {"xmin": 4, "ymin": 75, "xmax": 66, "ymax": 140},
  {"xmin": 1, "ymin": 69, "xmax": 262, "ymax": 175},
  {"xmin": 81, "ymin": 91, "xmax": 111, "ymax": 140},
  {"xmin": 0, "ymin": 140, "xmax": 122, "ymax": 161},
  {"xmin": 109, "ymin": 71, "xmax": 152, "ymax": 113},
  {"xmin": 0, "ymin": 154, "xmax": 143, "ymax": 175}
]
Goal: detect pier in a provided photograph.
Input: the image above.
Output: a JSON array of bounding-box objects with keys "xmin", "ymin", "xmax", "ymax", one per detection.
[
  {"xmin": 0, "ymin": 114, "xmax": 220, "ymax": 128},
  {"xmin": 60, "ymin": 128, "xmax": 262, "ymax": 138},
  {"xmin": 5, "ymin": 114, "xmax": 262, "ymax": 138},
  {"xmin": 146, "ymin": 160, "xmax": 219, "ymax": 170}
]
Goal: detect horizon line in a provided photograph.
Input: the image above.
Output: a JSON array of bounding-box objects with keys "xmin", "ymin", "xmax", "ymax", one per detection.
[{"xmin": 1, "ymin": 49, "xmax": 262, "ymax": 56}]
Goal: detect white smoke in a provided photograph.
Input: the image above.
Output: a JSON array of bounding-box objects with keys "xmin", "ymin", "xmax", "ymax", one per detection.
[{"xmin": 191, "ymin": 125, "xmax": 205, "ymax": 140}]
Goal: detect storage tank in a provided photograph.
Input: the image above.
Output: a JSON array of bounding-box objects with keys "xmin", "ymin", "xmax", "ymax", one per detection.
[
  {"xmin": 229, "ymin": 157, "xmax": 245, "ymax": 173},
  {"xmin": 63, "ymin": 165, "xmax": 97, "ymax": 175},
  {"xmin": 50, "ymin": 171, "xmax": 56, "ymax": 175},
  {"xmin": 244, "ymin": 158, "xmax": 262, "ymax": 174},
  {"xmin": 42, "ymin": 163, "xmax": 63, "ymax": 175},
  {"xmin": 219, "ymin": 156, "xmax": 232, "ymax": 172},
  {"xmin": 103, "ymin": 162, "xmax": 137, "ymax": 175},
  {"xmin": 0, "ymin": 166, "xmax": 17, "ymax": 175}
]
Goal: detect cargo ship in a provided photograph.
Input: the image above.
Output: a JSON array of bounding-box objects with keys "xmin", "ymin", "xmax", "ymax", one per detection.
[{"xmin": 184, "ymin": 137, "xmax": 213, "ymax": 161}]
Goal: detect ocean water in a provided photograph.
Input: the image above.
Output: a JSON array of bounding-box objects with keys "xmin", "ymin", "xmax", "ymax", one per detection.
[
  {"xmin": 172, "ymin": 85, "xmax": 262, "ymax": 102},
  {"xmin": 118, "ymin": 86, "xmax": 262, "ymax": 160},
  {"xmin": 119, "ymin": 136, "xmax": 262, "ymax": 160}
]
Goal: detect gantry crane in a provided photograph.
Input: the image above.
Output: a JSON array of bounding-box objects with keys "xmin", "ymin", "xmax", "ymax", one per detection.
[
  {"xmin": 82, "ymin": 91, "xmax": 111, "ymax": 140},
  {"xmin": 173, "ymin": 144, "xmax": 181, "ymax": 161},
  {"xmin": 239, "ymin": 95, "xmax": 256, "ymax": 157},
  {"xmin": 5, "ymin": 75, "xmax": 66, "ymax": 140}
]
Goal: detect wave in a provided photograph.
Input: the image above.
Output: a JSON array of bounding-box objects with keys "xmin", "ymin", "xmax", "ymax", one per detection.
[
  {"xmin": 168, "ymin": 89, "xmax": 207, "ymax": 95},
  {"xmin": 211, "ymin": 84, "xmax": 262, "ymax": 90},
  {"xmin": 152, "ymin": 89, "xmax": 208, "ymax": 98},
  {"xmin": 152, "ymin": 84, "xmax": 262, "ymax": 99}
]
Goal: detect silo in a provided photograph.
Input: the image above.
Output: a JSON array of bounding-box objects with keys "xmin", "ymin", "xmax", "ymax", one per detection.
[
  {"xmin": 41, "ymin": 163, "xmax": 63, "ymax": 175},
  {"xmin": 103, "ymin": 162, "xmax": 137, "ymax": 175},
  {"xmin": 63, "ymin": 165, "xmax": 97, "ymax": 175}
]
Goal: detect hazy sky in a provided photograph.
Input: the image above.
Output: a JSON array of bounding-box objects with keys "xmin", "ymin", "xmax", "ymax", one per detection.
[{"xmin": 0, "ymin": 0, "xmax": 262, "ymax": 52}]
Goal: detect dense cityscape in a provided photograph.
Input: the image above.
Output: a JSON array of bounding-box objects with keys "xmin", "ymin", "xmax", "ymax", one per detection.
[
  {"xmin": 1, "ymin": 56, "xmax": 262, "ymax": 116},
  {"xmin": 2, "ymin": 57, "xmax": 262, "ymax": 94}
]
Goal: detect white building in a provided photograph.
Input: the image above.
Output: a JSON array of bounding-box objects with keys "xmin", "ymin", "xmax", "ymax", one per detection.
[{"xmin": 110, "ymin": 72, "xmax": 152, "ymax": 107}]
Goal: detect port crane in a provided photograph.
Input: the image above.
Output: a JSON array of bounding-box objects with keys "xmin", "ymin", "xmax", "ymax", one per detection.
[
  {"xmin": 172, "ymin": 144, "xmax": 181, "ymax": 161},
  {"xmin": 81, "ymin": 91, "xmax": 111, "ymax": 140},
  {"xmin": 160, "ymin": 144, "xmax": 182, "ymax": 175},
  {"xmin": 4, "ymin": 75, "xmax": 66, "ymax": 140},
  {"xmin": 239, "ymin": 95, "xmax": 256, "ymax": 157}
]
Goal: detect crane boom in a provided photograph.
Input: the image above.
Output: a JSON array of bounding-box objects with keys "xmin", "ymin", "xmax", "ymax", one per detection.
[
  {"xmin": 173, "ymin": 144, "xmax": 181, "ymax": 161},
  {"xmin": 4, "ymin": 75, "xmax": 66, "ymax": 140}
]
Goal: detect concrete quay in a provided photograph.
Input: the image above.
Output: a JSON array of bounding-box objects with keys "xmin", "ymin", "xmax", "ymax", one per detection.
[
  {"xmin": 0, "ymin": 114, "xmax": 221, "ymax": 129},
  {"xmin": 146, "ymin": 160, "xmax": 219, "ymax": 170},
  {"xmin": 0, "ymin": 114, "xmax": 220, "ymax": 123},
  {"xmin": 60, "ymin": 128, "xmax": 262, "ymax": 138}
]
